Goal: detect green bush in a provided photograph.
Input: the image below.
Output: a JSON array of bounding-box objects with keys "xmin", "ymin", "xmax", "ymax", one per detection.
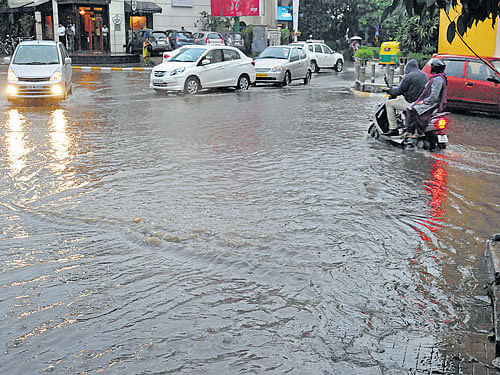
[
  {"xmin": 280, "ymin": 28, "xmax": 290, "ymax": 45},
  {"xmin": 354, "ymin": 47, "xmax": 374, "ymax": 66}
]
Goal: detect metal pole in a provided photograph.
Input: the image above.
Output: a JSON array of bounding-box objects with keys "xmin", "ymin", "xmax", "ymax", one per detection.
[{"xmin": 52, "ymin": 0, "xmax": 59, "ymax": 41}]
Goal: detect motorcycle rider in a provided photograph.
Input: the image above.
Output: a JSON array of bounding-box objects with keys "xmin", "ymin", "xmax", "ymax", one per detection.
[
  {"xmin": 382, "ymin": 59, "xmax": 427, "ymax": 136},
  {"xmin": 404, "ymin": 59, "xmax": 448, "ymax": 137}
]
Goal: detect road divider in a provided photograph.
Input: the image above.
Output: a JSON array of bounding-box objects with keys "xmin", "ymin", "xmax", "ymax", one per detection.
[{"xmin": 72, "ymin": 66, "xmax": 153, "ymax": 72}]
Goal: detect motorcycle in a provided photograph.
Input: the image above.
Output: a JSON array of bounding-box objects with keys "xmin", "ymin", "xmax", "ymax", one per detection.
[{"xmin": 367, "ymin": 79, "xmax": 449, "ymax": 150}]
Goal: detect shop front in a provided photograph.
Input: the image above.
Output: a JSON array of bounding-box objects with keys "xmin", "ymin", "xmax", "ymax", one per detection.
[{"xmin": 57, "ymin": 0, "xmax": 110, "ymax": 53}]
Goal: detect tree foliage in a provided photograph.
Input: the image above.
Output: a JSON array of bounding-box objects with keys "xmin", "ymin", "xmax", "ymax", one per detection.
[{"xmin": 383, "ymin": 0, "xmax": 499, "ymax": 43}]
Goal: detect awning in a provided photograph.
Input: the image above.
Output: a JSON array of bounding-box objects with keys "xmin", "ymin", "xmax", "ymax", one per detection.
[
  {"xmin": 57, "ymin": 0, "xmax": 111, "ymax": 5},
  {"xmin": 124, "ymin": 1, "xmax": 162, "ymax": 14}
]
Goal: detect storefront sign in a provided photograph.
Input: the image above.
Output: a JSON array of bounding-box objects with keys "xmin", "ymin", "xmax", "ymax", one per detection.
[
  {"xmin": 172, "ymin": 0, "xmax": 193, "ymax": 7},
  {"xmin": 277, "ymin": 6, "xmax": 292, "ymax": 21},
  {"xmin": 211, "ymin": 0, "xmax": 259, "ymax": 16},
  {"xmin": 112, "ymin": 14, "xmax": 122, "ymax": 25}
]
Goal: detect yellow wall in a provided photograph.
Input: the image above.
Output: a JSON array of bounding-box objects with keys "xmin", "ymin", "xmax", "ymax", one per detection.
[{"xmin": 438, "ymin": 7, "xmax": 500, "ymax": 57}]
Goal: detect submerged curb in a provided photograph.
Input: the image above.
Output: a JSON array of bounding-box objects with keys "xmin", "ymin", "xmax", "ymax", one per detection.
[
  {"xmin": 72, "ymin": 66, "xmax": 153, "ymax": 72},
  {"xmin": 485, "ymin": 233, "xmax": 500, "ymax": 368}
]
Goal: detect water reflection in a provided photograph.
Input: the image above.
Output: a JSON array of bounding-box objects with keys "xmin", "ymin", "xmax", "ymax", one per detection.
[
  {"xmin": 49, "ymin": 109, "xmax": 70, "ymax": 171},
  {"xmin": 5, "ymin": 109, "xmax": 27, "ymax": 174}
]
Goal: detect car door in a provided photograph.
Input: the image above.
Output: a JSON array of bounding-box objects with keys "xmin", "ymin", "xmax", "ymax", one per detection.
[
  {"xmin": 321, "ymin": 44, "xmax": 335, "ymax": 68},
  {"xmin": 442, "ymin": 58, "xmax": 465, "ymax": 104},
  {"xmin": 222, "ymin": 48, "xmax": 242, "ymax": 86},
  {"xmin": 198, "ymin": 48, "xmax": 225, "ymax": 87},
  {"xmin": 463, "ymin": 60, "xmax": 498, "ymax": 109},
  {"xmin": 297, "ymin": 48, "xmax": 308, "ymax": 77},
  {"xmin": 314, "ymin": 44, "xmax": 324, "ymax": 67},
  {"xmin": 288, "ymin": 48, "xmax": 300, "ymax": 79}
]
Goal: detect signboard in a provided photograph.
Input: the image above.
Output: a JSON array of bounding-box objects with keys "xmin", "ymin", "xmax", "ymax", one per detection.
[
  {"xmin": 171, "ymin": 0, "xmax": 193, "ymax": 7},
  {"xmin": 277, "ymin": 6, "xmax": 292, "ymax": 21},
  {"xmin": 131, "ymin": 0, "xmax": 137, "ymax": 11},
  {"xmin": 211, "ymin": 0, "xmax": 259, "ymax": 17}
]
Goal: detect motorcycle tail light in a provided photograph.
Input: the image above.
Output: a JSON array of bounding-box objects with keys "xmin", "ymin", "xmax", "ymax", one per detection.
[{"xmin": 433, "ymin": 117, "xmax": 449, "ymax": 130}]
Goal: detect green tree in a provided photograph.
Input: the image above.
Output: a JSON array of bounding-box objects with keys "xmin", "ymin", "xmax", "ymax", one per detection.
[{"xmin": 195, "ymin": 11, "xmax": 233, "ymax": 32}]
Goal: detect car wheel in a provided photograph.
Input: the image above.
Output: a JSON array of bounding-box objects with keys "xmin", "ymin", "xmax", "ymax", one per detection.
[
  {"xmin": 282, "ymin": 71, "xmax": 291, "ymax": 86},
  {"xmin": 237, "ymin": 74, "xmax": 250, "ymax": 90},
  {"xmin": 311, "ymin": 60, "xmax": 319, "ymax": 73},
  {"xmin": 184, "ymin": 76, "xmax": 200, "ymax": 95},
  {"xmin": 303, "ymin": 70, "xmax": 311, "ymax": 85},
  {"xmin": 335, "ymin": 59, "xmax": 343, "ymax": 72}
]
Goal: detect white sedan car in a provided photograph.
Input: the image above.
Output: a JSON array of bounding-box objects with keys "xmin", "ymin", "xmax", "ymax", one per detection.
[
  {"xmin": 290, "ymin": 41, "xmax": 344, "ymax": 73},
  {"xmin": 150, "ymin": 45, "xmax": 256, "ymax": 94}
]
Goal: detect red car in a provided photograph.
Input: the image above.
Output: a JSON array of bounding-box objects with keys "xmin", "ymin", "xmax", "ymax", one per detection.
[{"xmin": 422, "ymin": 54, "xmax": 500, "ymax": 113}]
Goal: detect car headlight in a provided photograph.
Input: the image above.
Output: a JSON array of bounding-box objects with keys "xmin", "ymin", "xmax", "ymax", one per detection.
[
  {"xmin": 8, "ymin": 68, "xmax": 18, "ymax": 81},
  {"xmin": 170, "ymin": 67, "xmax": 185, "ymax": 76},
  {"xmin": 271, "ymin": 65, "xmax": 283, "ymax": 72},
  {"xmin": 50, "ymin": 69, "xmax": 62, "ymax": 81}
]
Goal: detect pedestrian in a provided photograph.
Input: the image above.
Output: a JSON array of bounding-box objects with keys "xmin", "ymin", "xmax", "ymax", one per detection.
[
  {"xmin": 143, "ymin": 36, "xmax": 152, "ymax": 66},
  {"xmin": 66, "ymin": 23, "xmax": 75, "ymax": 53},
  {"xmin": 58, "ymin": 23, "xmax": 66, "ymax": 47},
  {"xmin": 102, "ymin": 24, "xmax": 109, "ymax": 53}
]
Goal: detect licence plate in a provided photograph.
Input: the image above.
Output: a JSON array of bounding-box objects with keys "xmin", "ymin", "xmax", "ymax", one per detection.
[
  {"xmin": 256, "ymin": 73, "xmax": 268, "ymax": 78},
  {"xmin": 437, "ymin": 134, "xmax": 448, "ymax": 143},
  {"xmin": 153, "ymin": 79, "xmax": 163, "ymax": 84}
]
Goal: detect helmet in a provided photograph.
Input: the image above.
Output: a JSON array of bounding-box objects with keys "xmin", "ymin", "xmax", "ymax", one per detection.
[{"xmin": 430, "ymin": 59, "xmax": 446, "ymax": 74}]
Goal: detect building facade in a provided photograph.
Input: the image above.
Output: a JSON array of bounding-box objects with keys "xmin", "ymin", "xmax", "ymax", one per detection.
[{"xmin": 7, "ymin": 0, "xmax": 280, "ymax": 53}]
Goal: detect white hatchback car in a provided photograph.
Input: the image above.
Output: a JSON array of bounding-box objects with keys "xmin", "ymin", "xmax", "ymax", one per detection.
[
  {"xmin": 5, "ymin": 40, "xmax": 72, "ymax": 101},
  {"xmin": 151, "ymin": 45, "xmax": 256, "ymax": 94},
  {"xmin": 290, "ymin": 41, "xmax": 344, "ymax": 73}
]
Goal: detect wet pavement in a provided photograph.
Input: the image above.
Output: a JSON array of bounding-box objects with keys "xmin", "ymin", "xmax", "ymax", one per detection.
[{"xmin": 0, "ymin": 65, "xmax": 499, "ymax": 374}]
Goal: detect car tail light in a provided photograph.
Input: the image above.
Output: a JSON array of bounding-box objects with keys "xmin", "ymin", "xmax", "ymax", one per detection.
[
  {"xmin": 251, "ymin": 60, "xmax": 255, "ymax": 66},
  {"xmin": 163, "ymin": 53, "xmax": 169, "ymax": 59},
  {"xmin": 432, "ymin": 117, "xmax": 449, "ymax": 130},
  {"xmin": 176, "ymin": 37, "xmax": 179, "ymax": 42},
  {"xmin": 221, "ymin": 38, "xmax": 224, "ymax": 44},
  {"xmin": 206, "ymin": 37, "xmax": 210, "ymax": 44}
]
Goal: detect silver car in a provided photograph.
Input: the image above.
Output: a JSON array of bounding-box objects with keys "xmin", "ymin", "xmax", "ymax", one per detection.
[
  {"xmin": 194, "ymin": 32, "xmax": 225, "ymax": 45},
  {"xmin": 5, "ymin": 40, "xmax": 72, "ymax": 101},
  {"xmin": 254, "ymin": 46, "xmax": 312, "ymax": 86}
]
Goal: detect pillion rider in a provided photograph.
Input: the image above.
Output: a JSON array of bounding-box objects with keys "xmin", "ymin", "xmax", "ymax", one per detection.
[{"xmin": 382, "ymin": 59, "xmax": 427, "ymax": 136}]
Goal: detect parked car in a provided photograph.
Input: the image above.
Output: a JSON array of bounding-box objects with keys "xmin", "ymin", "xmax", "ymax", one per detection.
[
  {"xmin": 127, "ymin": 29, "xmax": 171, "ymax": 55},
  {"xmin": 222, "ymin": 32, "xmax": 245, "ymax": 51},
  {"xmin": 150, "ymin": 45, "xmax": 256, "ymax": 95},
  {"xmin": 5, "ymin": 40, "xmax": 72, "ymax": 101},
  {"xmin": 165, "ymin": 29, "xmax": 195, "ymax": 50},
  {"xmin": 290, "ymin": 40, "xmax": 344, "ymax": 72},
  {"xmin": 254, "ymin": 45, "xmax": 312, "ymax": 86},
  {"xmin": 194, "ymin": 32, "xmax": 224, "ymax": 45},
  {"xmin": 422, "ymin": 54, "xmax": 500, "ymax": 113}
]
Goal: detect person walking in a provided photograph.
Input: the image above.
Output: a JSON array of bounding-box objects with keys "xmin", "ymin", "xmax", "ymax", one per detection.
[
  {"xmin": 58, "ymin": 23, "xmax": 66, "ymax": 47},
  {"xmin": 143, "ymin": 37, "xmax": 152, "ymax": 66},
  {"xmin": 102, "ymin": 24, "xmax": 109, "ymax": 53},
  {"xmin": 66, "ymin": 23, "xmax": 75, "ymax": 52}
]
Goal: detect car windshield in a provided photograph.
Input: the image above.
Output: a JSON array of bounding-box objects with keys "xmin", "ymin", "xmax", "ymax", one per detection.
[
  {"xmin": 208, "ymin": 33, "xmax": 221, "ymax": 39},
  {"xmin": 152, "ymin": 32, "xmax": 167, "ymax": 39},
  {"xmin": 13, "ymin": 45, "xmax": 60, "ymax": 65},
  {"xmin": 178, "ymin": 31, "xmax": 193, "ymax": 38},
  {"xmin": 491, "ymin": 60, "xmax": 500, "ymax": 73},
  {"xmin": 228, "ymin": 33, "xmax": 242, "ymax": 40},
  {"xmin": 170, "ymin": 47, "xmax": 206, "ymax": 62},
  {"xmin": 258, "ymin": 47, "xmax": 290, "ymax": 59}
]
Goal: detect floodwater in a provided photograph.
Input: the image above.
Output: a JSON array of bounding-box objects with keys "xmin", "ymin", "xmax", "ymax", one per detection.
[{"xmin": 1, "ymin": 66, "xmax": 499, "ymax": 374}]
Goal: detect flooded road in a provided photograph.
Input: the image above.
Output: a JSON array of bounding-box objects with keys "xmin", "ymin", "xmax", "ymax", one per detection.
[{"xmin": 1, "ymin": 66, "xmax": 499, "ymax": 374}]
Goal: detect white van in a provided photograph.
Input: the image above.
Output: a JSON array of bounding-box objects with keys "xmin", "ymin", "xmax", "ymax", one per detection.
[{"xmin": 5, "ymin": 40, "xmax": 72, "ymax": 101}]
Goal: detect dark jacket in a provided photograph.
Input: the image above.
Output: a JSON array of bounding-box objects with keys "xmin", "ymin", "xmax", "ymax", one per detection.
[{"xmin": 388, "ymin": 59, "xmax": 427, "ymax": 103}]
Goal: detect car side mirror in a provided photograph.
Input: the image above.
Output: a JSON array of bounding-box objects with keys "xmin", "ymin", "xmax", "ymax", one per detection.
[
  {"xmin": 201, "ymin": 59, "xmax": 210, "ymax": 66},
  {"xmin": 4, "ymin": 56, "xmax": 11, "ymax": 64},
  {"xmin": 65, "ymin": 57, "xmax": 72, "ymax": 65},
  {"xmin": 487, "ymin": 75, "xmax": 500, "ymax": 84}
]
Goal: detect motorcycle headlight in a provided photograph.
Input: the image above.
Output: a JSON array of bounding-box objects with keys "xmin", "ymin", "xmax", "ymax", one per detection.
[
  {"xmin": 271, "ymin": 65, "xmax": 283, "ymax": 72},
  {"xmin": 50, "ymin": 69, "xmax": 62, "ymax": 81},
  {"xmin": 170, "ymin": 67, "xmax": 185, "ymax": 76},
  {"xmin": 7, "ymin": 68, "xmax": 18, "ymax": 81}
]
